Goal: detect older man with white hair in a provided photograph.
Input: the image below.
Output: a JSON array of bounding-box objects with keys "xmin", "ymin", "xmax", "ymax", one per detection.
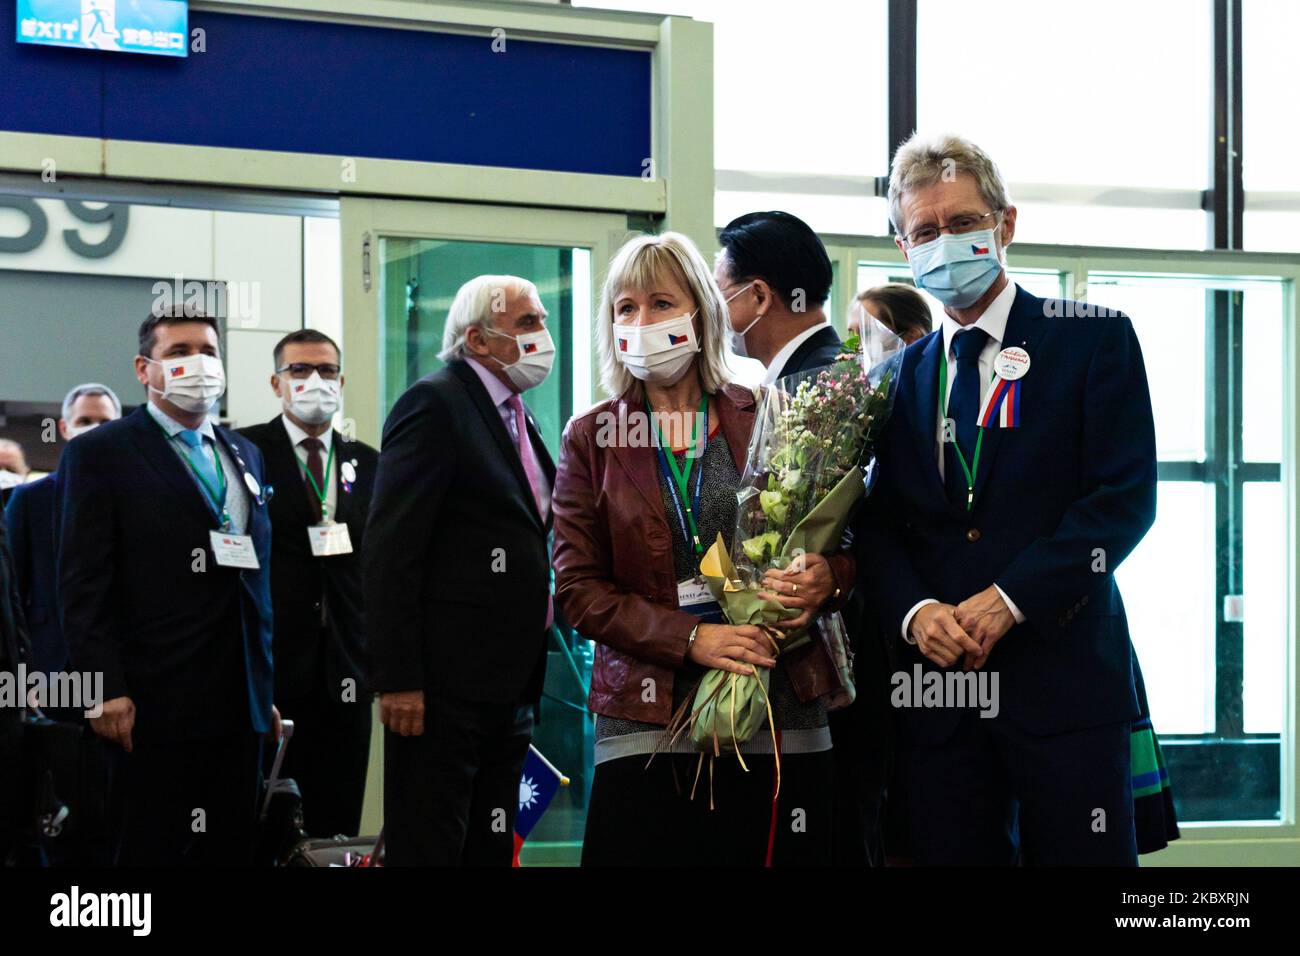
[
  {"xmin": 860, "ymin": 133, "xmax": 1158, "ymax": 865},
  {"xmin": 365, "ymin": 274, "xmax": 557, "ymax": 866},
  {"xmin": 6, "ymin": 383, "xmax": 122, "ymax": 678}
]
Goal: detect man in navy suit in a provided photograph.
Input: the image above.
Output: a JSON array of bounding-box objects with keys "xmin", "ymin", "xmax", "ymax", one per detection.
[
  {"xmin": 861, "ymin": 134, "xmax": 1157, "ymax": 865},
  {"xmin": 58, "ymin": 308, "xmax": 278, "ymax": 866},
  {"xmin": 6, "ymin": 383, "xmax": 121, "ymax": 683}
]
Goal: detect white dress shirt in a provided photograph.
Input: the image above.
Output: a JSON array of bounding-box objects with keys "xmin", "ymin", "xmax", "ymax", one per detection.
[
  {"xmin": 901, "ymin": 280, "xmax": 1025, "ymax": 643},
  {"xmin": 762, "ymin": 321, "xmax": 833, "ymax": 386},
  {"xmin": 282, "ymin": 414, "xmax": 337, "ymax": 521}
]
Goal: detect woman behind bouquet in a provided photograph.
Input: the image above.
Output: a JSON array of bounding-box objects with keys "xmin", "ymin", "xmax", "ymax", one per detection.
[{"xmin": 552, "ymin": 232, "xmax": 855, "ymax": 866}]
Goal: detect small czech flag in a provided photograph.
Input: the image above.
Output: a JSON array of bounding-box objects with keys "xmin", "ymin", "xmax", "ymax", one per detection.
[
  {"xmin": 971, "ymin": 244, "xmax": 989, "ymax": 255},
  {"xmin": 668, "ymin": 333, "xmax": 688, "ymax": 345},
  {"xmin": 523, "ymin": 342, "xmax": 538, "ymax": 354}
]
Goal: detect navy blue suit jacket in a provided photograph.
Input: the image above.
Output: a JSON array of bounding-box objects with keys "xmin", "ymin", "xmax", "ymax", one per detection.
[
  {"xmin": 5, "ymin": 474, "xmax": 64, "ymax": 674},
  {"xmin": 861, "ymin": 285, "xmax": 1156, "ymax": 741},
  {"xmin": 57, "ymin": 406, "xmax": 275, "ymax": 744}
]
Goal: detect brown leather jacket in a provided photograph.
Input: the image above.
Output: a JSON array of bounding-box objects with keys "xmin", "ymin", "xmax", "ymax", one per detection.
[{"xmin": 552, "ymin": 383, "xmax": 855, "ymax": 725}]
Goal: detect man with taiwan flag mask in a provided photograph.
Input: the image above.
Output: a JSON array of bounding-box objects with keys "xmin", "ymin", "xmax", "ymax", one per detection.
[
  {"xmin": 239, "ymin": 329, "xmax": 377, "ymax": 840},
  {"xmin": 860, "ymin": 133, "xmax": 1159, "ymax": 866}
]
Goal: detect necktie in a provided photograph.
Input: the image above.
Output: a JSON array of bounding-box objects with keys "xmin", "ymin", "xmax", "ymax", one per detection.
[
  {"xmin": 505, "ymin": 393, "xmax": 554, "ymax": 630},
  {"xmin": 177, "ymin": 429, "xmax": 222, "ymax": 514},
  {"xmin": 944, "ymin": 327, "xmax": 990, "ymax": 507},
  {"xmin": 301, "ymin": 437, "xmax": 325, "ymax": 523}
]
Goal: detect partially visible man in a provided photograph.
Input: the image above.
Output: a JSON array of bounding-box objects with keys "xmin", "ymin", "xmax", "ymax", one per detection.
[
  {"xmin": 58, "ymin": 308, "xmax": 278, "ymax": 866},
  {"xmin": 366, "ymin": 275, "xmax": 554, "ymax": 866},
  {"xmin": 6, "ymin": 384, "xmax": 122, "ymax": 679},
  {"xmin": 0, "ymin": 517, "xmax": 32, "ymax": 864},
  {"xmin": 716, "ymin": 210, "xmax": 844, "ymax": 383},
  {"xmin": 0, "ymin": 439, "xmax": 31, "ymax": 507},
  {"xmin": 861, "ymin": 133, "xmax": 1156, "ymax": 865},
  {"xmin": 717, "ymin": 210, "xmax": 892, "ymax": 867},
  {"xmin": 239, "ymin": 329, "xmax": 375, "ymax": 838}
]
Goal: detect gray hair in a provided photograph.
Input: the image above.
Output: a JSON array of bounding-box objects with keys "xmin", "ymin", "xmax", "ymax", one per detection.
[
  {"xmin": 61, "ymin": 382, "xmax": 122, "ymax": 422},
  {"xmin": 888, "ymin": 133, "xmax": 1012, "ymax": 234},
  {"xmin": 438, "ymin": 275, "xmax": 540, "ymax": 363},
  {"xmin": 596, "ymin": 232, "xmax": 733, "ymax": 401}
]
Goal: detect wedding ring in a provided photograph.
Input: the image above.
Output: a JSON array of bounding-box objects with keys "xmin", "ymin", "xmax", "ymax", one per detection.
[{"xmin": 791, "ymin": 583, "xmax": 799, "ymax": 594}]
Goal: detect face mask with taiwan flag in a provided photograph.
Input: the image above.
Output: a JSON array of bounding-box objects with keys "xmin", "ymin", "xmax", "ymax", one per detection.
[{"xmin": 612, "ymin": 312, "xmax": 700, "ymax": 385}]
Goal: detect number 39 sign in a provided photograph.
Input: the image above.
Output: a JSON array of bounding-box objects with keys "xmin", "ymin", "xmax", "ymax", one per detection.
[{"xmin": 0, "ymin": 196, "xmax": 129, "ymax": 259}]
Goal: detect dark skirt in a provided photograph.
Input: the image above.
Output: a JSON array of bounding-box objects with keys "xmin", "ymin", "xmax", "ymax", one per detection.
[{"xmin": 582, "ymin": 749, "xmax": 834, "ymax": 866}]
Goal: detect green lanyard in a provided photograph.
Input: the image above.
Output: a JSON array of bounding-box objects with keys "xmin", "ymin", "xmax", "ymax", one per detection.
[
  {"xmin": 649, "ymin": 394, "xmax": 708, "ymax": 555},
  {"xmin": 295, "ymin": 440, "xmax": 336, "ymax": 522},
  {"xmin": 172, "ymin": 432, "xmax": 231, "ymax": 529},
  {"xmin": 937, "ymin": 357, "xmax": 996, "ymax": 512}
]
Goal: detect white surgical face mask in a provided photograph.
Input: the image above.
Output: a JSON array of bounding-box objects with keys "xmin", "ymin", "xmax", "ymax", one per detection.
[
  {"xmin": 723, "ymin": 282, "xmax": 759, "ymax": 358},
  {"xmin": 147, "ymin": 353, "xmax": 226, "ymax": 414},
  {"xmin": 0, "ymin": 470, "xmax": 22, "ymax": 491},
  {"xmin": 482, "ymin": 326, "xmax": 556, "ymax": 392},
  {"xmin": 283, "ymin": 371, "xmax": 341, "ymax": 425},
  {"xmin": 612, "ymin": 312, "xmax": 701, "ymax": 385},
  {"xmin": 66, "ymin": 423, "xmax": 101, "ymax": 439}
]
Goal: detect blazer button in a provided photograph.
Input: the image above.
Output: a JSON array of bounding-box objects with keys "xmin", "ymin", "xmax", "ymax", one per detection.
[
  {"xmin": 966, "ymin": 528, "xmax": 980, "ymax": 542},
  {"xmin": 1082, "ymin": 595, "xmax": 1090, "ymax": 605}
]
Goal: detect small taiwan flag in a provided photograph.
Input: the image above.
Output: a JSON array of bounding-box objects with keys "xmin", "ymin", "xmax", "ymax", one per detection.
[
  {"xmin": 169, "ymin": 366, "xmax": 186, "ymax": 377},
  {"xmin": 618, "ymin": 338, "xmax": 628, "ymax": 351},
  {"xmin": 523, "ymin": 342, "xmax": 538, "ymax": 354},
  {"xmin": 512, "ymin": 744, "xmax": 567, "ymax": 867},
  {"xmin": 294, "ymin": 383, "xmax": 305, "ymax": 393},
  {"xmin": 971, "ymin": 243, "xmax": 989, "ymax": 255},
  {"xmin": 668, "ymin": 332, "xmax": 688, "ymax": 345}
]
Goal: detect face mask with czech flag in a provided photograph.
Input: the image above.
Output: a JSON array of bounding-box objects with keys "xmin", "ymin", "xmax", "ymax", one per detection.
[{"xmin": 612, "ymin": 312, "xmax": 700, "ymax": 385}]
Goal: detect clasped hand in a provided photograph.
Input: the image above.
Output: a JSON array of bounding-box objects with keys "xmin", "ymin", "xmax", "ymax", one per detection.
[{"xmin": 909, "ymin": 584, "xmax": 1015, "ymax": 670}]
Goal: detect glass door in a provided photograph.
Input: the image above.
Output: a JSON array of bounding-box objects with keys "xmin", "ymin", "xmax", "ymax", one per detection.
[{"xmin": 340, "ymin": 198, "xmax": 637, "ymax": 863}]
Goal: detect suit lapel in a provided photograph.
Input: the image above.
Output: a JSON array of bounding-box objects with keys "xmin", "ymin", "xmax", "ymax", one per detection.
[
  {"xmin": 910, "ymin": 331, "xmax": 950, "ymax": 505},
  {"xmin": 450, "ymin": 360, "xmax": 544, "ymax": 532},
  {"xmin": 124, "ymin": 407, "xmax": 220, "ymax": 527},
  {"xmin": 969, "ymin": 286, "xmax": 1048, "ymax": 509},
  {"xmin": 266, "ymin": 416, "xmax": 316, "ymax": 526},
  {"xmin": 213, "ymin": 425, "xmax": 255, "ymax": 517}
]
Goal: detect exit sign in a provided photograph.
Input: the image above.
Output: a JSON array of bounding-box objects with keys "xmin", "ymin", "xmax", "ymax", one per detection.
[{"xmin": 17, "ymin": 0, "xmax": 188, "ymax": 58}]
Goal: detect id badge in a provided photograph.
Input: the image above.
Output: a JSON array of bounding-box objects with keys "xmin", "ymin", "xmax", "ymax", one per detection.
[
  {"xmin": 307, "ymin": 521, "xmax": 354, "ymax": 557},
  {"xmin": 209, "ymin": 530, "xmax": 260, "ymax": 569},
  {"xmin": 677, "ymin": 576, "xmax": 722, "ymax": 624}
]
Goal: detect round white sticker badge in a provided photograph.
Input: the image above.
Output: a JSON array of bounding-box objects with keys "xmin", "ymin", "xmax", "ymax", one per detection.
[
  {"xmin": 244, "ymin": 472, "xmax": 262, "ymax": 498},
  {"xmin": 995, "ymin": 347, "xmax": 1030, "ymax": 381},
  {"xmin": 341, "ymin": 461, "xmax": 357, "ymax": 484}
]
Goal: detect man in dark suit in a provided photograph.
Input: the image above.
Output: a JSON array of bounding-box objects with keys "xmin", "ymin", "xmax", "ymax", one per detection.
[
  {"xmin": 0, "ymin": 518, "xmax": 32, "ymax": 864},
  {"xmin": 717, "ymin": 210, "xmax": 893, "ymax": 867},
  {"xmin": 6, "ymin": 383, "xmax": 121, "ymax": 681},
  {"xmin": 239, "ymin": 329, "xmax": 375, "ymax": 838},
  {"xmin": 58, "ymin": 308, "xmax": 278, "ymax": 866},
  {"xmin": 366, "ymin": 274, "xmax": 555, "ymax": 866},
  {"xmin": 863, "ymin": 133, "xmax": 1156, "ymax": 865}
]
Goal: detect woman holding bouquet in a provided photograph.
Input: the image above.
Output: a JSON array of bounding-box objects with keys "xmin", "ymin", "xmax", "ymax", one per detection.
[{"xmin": 552, "ymin": 232, "xmax": 854, "ymax": 866}]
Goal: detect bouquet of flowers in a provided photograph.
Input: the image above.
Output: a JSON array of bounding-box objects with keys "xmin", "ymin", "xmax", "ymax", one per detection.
[{"xmin": 658, "ymin": 320, "xmax": 905, "ymax": 781}]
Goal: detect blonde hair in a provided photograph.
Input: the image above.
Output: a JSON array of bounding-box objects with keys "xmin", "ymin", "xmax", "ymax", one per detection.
[
  {"xmin": 595, "ymin": 232, "xmax": 733, "ymax": 401},
  {"xmin": 888, "ymin": 133, "xmax": 1012, "ymax": 234}
]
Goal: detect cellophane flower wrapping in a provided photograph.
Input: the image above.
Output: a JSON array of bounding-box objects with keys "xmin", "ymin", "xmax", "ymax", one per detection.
[{"xmin": 684, "ymin": 320, "xmax": 906, "ymax": 751}]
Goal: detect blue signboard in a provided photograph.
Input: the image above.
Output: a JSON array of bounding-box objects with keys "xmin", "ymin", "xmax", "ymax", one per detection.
[{"xmin": 16, "ymin": 0, "xmax": 187, "ymax": 57}]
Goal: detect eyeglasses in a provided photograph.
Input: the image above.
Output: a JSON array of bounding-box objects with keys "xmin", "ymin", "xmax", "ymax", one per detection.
[
  {"xmin": 901, "ymin": 210, "xmax": 1003, "ymax": 248},
  {"xmin": 277, "ymin": 362, "xmax": 341, "ymax": 379}
]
